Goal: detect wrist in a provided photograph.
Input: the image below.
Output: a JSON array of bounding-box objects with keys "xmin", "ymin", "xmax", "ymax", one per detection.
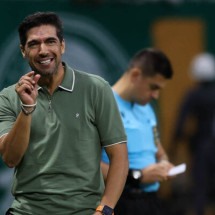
[
  {"xmin": 20, "ymin": 101, "xmax": 37, "ymax": 107},
  {"xmin": 127, "ymin": 169, "xmax": 143, "ymax": 187},
  {"xmin": 159, "ymin": 158, "xmax": 169, "ymax": 163},
  {"xmin": 158, "ymin": 155, "xmax": 169, "ymax": 163},
  {"xmin": 20, "ymin": 101, "xmax": 37, "ymax": 115},
  {"xmin": 96, "ymin": 205, "xmax": 114, "ymax": 215}
]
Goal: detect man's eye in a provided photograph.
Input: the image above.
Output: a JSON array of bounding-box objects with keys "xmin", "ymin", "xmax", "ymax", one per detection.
[
  {"xmin": 28, "ymin": 42, "xmax": 38, "ymax": 48},
  {"xmin": 47, "ymin": 40, "xmax": 57, "ymax": 45}
]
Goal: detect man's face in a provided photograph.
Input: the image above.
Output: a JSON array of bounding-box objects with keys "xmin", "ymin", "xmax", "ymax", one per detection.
[
  {"xmin": 21, "ymin": 24, "xmax": 65, "ymax": 77},
  {"xmin": 132, "ymin": 73, "xmax": 167, "ymax": 105}
]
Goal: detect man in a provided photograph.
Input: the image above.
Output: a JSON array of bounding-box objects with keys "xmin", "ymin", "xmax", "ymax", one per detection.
[
  {"xmin": 0, "ymin": 12, "xmax": 128, "ymax": 215},
  {"xmin": 101, "ymin": 48, "xmax": 174, "ymax": 215}
]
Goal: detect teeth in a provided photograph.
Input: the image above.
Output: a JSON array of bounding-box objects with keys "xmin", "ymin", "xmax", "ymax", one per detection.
[{"xmin": 40, "ymin": 59, "xmax": 51, "ymax": 65}]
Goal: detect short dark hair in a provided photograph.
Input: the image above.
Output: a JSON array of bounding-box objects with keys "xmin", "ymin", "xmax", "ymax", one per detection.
[
  {"xmin": 18, "ymin": 11, "xmax": 64, "ymax": 46},
  {"xmin": 127, "ymin": 48, "xmax": 173, "ymax": 79}
]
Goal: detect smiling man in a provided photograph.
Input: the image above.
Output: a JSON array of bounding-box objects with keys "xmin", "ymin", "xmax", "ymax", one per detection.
[{"xmin": 0, "ymin": 12, "xmax": 128, "ymax": 215}]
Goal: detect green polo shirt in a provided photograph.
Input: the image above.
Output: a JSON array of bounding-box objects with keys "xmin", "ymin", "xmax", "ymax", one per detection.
[{"xmin": 0, "ymin": 63, "xmax": 126, "ymax": 215}]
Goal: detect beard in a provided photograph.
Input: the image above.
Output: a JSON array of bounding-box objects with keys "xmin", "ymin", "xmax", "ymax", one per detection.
[{"xmin": 29, "ymin": 61, "xmax": 59, "ymax": 77}]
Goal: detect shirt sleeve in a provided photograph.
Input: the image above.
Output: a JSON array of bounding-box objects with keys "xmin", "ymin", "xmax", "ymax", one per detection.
[
  {"xmin": 0, "ymin": 89, "xmax": 17, "ymax": 136},
  {"xmin": 95, "ymin": 82, "xmax": 127, "ymax": 147}
]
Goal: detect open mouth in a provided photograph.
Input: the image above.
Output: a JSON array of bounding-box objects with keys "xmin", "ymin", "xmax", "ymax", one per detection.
[{"xmin": 38, "ymin": 58, "xmax": 53, "ymax": 65}]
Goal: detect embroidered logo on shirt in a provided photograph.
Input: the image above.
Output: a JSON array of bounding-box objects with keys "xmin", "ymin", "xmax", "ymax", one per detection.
[
  {"xmin": 76, "ymin": 113, "xmax": 80, "ymax": 118},
  {"xmin": 120, "ymin": 111, "xmax": 125, "ymax": 118},
  {"xmin": 120, "ymin": 111, "xmax": 131, "ymax": 124}
]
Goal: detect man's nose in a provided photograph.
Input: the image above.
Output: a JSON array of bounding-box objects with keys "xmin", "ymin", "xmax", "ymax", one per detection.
[{"xmin": 39, "ymin": 43, "xmax": 48, "ymax": 55}]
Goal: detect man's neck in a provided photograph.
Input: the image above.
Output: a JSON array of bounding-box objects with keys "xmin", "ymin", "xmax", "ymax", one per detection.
[
  {"xmin": 38, "ymin": 65, "xmax": 65, "ymax": 95},
  {"xmin": 112, "ymin": 76, "xmax": 132, "ymax": 102}
]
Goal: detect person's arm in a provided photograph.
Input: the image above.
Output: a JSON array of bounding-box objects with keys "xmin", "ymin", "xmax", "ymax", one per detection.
[
  {"xmin": 140, "ymin": 142, "xmax": 174, "ymax": 183},
  {"xmin": 0, "ymin": 71, "xmax": 40, "ymax": 168},
  {"xmin": 0, "ymin": 112, "xmax": 33, "ymax": 168},
  {"xmin": 95, "ymin": 143, "xmax": 128, "ymax": 215},
  {"xmin": 101, "ymin": 160, "xmax": 109, "ymax": 182},
  {"xmin": 156, "ymin": 141, "xmax": 169, "ymax": 162}
]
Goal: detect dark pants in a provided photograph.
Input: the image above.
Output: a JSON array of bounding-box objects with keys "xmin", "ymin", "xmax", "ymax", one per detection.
[
  {"xmin": 114, "ymin": 189, "xmax": 163, "ymax": 215},
  {"xmin": 192, "ymin": 141, "xmax": 215, "ymax": 215}
]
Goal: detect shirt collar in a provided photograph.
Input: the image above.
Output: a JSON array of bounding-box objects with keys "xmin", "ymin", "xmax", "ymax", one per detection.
[
  {"xmin": 37, "ymin": 62, "xmax": 75, "ymax": 93},
  {"xmin": 59, "ymin": 62, "xmax": 75, "ymax": 92},
  {"xmin": 112, "ymin": 90, "xmax": 134, "ymax": 109}
]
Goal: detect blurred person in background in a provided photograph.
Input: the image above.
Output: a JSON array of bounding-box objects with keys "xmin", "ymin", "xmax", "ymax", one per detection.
[
  {"xmin": 172, "ymin": 53, "xmax": 215, "ymax": 215},
  {"xmin": 101, "ymin": 48, "xmax": 175, "ymax": 215}
]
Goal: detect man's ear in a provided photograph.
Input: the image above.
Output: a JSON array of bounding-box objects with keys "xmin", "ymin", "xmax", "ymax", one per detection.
[
  {"xmin": 20, "ymin": 45, "xmax": 26, "ymax": 58},
  {"xmin": 61, "ymin": 39, "xmax": 65, "ymax": 54},
  {"xmin": 130, "ymin": 68, "xmax": 142, "ymax": 82}
]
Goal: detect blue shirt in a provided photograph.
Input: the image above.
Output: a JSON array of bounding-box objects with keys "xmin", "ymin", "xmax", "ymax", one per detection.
[{"xmin": 101, "ymin": 91, "xmax": 159, "ymax": 192}]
